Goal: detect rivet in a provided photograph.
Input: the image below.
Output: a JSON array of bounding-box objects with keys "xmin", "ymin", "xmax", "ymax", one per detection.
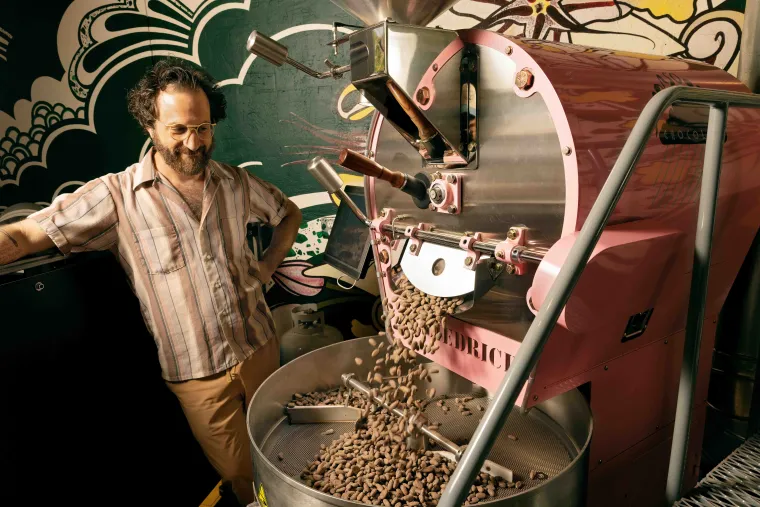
[
  {"xmin": 598, "ymin": 459, "xmax": 603, "ymax": 465},
  {"xmin": 505, "ymin": 46, "xmax": 513, "ymax": 55},
  {"xmin": 432, "ymin": 63, "xmax": 439, "ymax": 71},
  {"xmin": 505, "ymin": 264, "xmax": 516, "ymax": 275},
  {"xmin": 604, "ymin": 365, "xmax": 609, "ymax": 371},
  {"xmin": 665, "ymin": 339, "xmax": 669, "ymax": 344},
  {"xmin": 533, "ymin": 395, "xmax": 538, "ymax": 401},
  {"xmin": 562, "ymin": 146, "xmax": 573, "ymax": 156},
  {"xmin": 410, "ymin": 244, "xmax": 418, "ymax": 253},
  {"xmin": 448, "ymin": 205, "xmax": 458, "ymax": 214},
  {"xmin": 464, "ymin": 257, "xmax": 473, "ymax": 266}
]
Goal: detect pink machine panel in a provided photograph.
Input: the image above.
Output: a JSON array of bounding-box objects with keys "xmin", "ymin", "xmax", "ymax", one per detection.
[{"xmin": 366, "ymin": 30, "xmax": 760, "ymax": 505}]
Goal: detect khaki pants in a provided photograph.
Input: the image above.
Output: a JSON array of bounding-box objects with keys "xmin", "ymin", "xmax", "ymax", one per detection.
[{"xmin": 166, "ymin": 338, "xmax": 280, "ymax": 505}]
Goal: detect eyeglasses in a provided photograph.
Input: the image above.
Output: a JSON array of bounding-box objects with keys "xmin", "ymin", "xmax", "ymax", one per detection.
[{"xmin": 155, "ymin": 119, "xmax": 216, "ymax": 141}]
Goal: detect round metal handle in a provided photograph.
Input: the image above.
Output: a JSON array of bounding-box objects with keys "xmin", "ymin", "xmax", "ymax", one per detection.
[{"xmin": 246, "ymin": 30, "xmax": 288, "ymax": 66}]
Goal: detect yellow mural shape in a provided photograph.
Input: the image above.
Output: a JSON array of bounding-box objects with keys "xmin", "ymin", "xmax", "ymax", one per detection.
[
  {"xmin": 338, "ymin": 84, "xmax": 376, "ymax": 121},
  {"xmin": 331, "ymin": 173, "xmax": 364, "ymax": 206},
  {"xmin": 628, "ymin": 0, "xmax": 695, "ymax": 22}
]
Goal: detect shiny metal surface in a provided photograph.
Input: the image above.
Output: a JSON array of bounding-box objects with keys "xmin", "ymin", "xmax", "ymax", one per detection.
[
  {"xmin": 330, "ymin": 0, "xmax": 460, "ymax": 27},
  {"xmin": 247, "ymin": 30, "xmax": 351, "ymax": 79},
  {"xmin": 350, "ymin": 23, "xmax": 459, "ymax": 162},
  {"xmin": 372, "ymin": 44, "xmax": 564, "ymax": 336},
  {"xmin": 246, "ymin": 31, "xmax": 288, "ymax": 66},
  {"xmin": 400, "ymin": 241, "xmax": 478, "ymax": 297},
  {"xmin": 308, "ymin": 157, "xmax": 345, "ymax": 194},
  {"xmin": 286, "ymin": 406, "xmax": 363, "ymax": 424},
  {"xmin": 247, "ymin": 337, "xmax": 592, "ymax": 506}
]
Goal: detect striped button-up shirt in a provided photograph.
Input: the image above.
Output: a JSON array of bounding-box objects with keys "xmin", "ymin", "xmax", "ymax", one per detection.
[{"xmin": 30, "ymin": 149, "xmax": 289, "ymax": 381}]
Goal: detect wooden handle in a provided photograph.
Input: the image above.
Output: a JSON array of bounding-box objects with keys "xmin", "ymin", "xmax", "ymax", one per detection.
[
  {"xmin": 338, "ymin": 149, "xmax": 406, "ymax": 189},
  {"xmin": 386, "ymin": 80, "xmax": 438, "ymax": 141}
]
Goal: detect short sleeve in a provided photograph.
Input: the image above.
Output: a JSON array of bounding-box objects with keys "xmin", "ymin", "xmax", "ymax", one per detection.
[
  {"xmin": 246, "ymin": 172, "xmax": 289, "ymax": 227},
  {"xmin": 28, "ymin": 178, "xmax": 119, "ymax": 255}
]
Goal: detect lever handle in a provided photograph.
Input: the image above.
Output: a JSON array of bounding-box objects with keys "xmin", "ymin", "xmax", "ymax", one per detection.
[
  {"xmin": 386, "ymin": 80, "xmax": 438, "ymax": 142},
  {"xmin": 246, "ymin": 31, "xmax": 288, "ymax": 66},
  {"xmin": 338, "ymin": 149, "xmax": 406, "ymax": 188}
]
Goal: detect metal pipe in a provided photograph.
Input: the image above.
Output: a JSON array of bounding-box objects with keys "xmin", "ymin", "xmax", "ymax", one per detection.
[
  {"xmin": 512, "ymin": 246, "xmax": 548, "ymax": 264},
  {"xmin": 380, "ymin": 223, "xmax": 547, "ymax": 262},
  {"xmin": 665, "ymin": 104, "xmax": 729, "ymax": 504},
  {"xmin": 436, "ymin": 86, "xmax": 760, "ymax": 507},
  {"xmin": 285, "ymin": 56, "xmax": 351, "ymax": 79},
  {"xmin": 336, "ymin": 187, "xmax": 371, "ymax": 226}
]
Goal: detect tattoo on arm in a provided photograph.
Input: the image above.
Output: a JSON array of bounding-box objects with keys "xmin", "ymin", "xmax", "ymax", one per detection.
[{"xmin": 0, "ymin": 229, "xmax": 18, "ymax": 247}]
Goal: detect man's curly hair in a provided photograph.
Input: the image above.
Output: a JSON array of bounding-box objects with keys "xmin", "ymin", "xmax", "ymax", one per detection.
[{"xmin": 127, "ymin": 57, "xmax": 227, "ymax": 132}]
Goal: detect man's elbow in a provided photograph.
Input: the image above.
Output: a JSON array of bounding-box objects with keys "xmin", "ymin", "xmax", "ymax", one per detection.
[{"xmin": 286, "ymin": 200, "xmax": 302, "ymax": 224}]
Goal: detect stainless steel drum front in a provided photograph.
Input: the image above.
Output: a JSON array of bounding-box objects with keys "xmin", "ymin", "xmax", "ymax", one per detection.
[{"xmin": 247, "ymin": 337, "xmax": 593, "ymax": 506}]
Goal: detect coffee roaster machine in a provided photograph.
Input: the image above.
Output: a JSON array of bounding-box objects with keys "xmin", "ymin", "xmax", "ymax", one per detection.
[{"xmin": 244, "ymin": 1, "xmax": 760, "ymax": 505}]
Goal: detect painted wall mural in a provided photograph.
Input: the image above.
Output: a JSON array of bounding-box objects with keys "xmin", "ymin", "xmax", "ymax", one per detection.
[{"xmin": 0, "ymin": 0, "xmax": 747, "ymax": 340}]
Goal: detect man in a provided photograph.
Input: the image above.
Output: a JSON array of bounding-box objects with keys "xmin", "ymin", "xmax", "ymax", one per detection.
[{"xmin": 0, "ymin": 58, "xmax": 302, "ymax": 506}]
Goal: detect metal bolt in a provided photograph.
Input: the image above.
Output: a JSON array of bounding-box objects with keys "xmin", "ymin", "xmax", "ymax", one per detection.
[
  {"xmin": 448, "ymin": 205, "xmax": 458, "ymax": 214},
  {"xmin": 429, "ymin": 186, "xmax": 444, "ymax": 203},
  {"xmin": 505, "ymin": 46, "xmax": 513, "ymax": 55},
  {"xmin": 379, "ymin": 250, "xmax": 389, "ymax": 264},
  {"xmin": 35, "ymin": 282, "xmax": 44, "ymax": 292},
  {"xmin": 664, "ymin": 339, "xmax": 669, "ymax": 344},
  {"xmin": 432, "ymin": 63, "xmax": 439, "ymax": 71},
  {"xmin": 381, "ymin": 209, "xmax": 388, "ymax": 217},
  {"xmin": 468, "ymin": 141, "xmax": 477, "ymax": 152},
  {"xmin": 446, "ymin": 174, "xmax": 457, "ymax": 184},
  {"xmin": 507, "ymin": 228, "xmax": 519, "ymax": 240},
  {"xmin": 464, "ymin": 257, "xmax": 473, "ymax": 267},
  {"xmin": 416, "ymin": 87, "xmax": 431, "ymax": 106},
  {"xmin": 494, "ymin": 263, "xmax": 503, "ymax": 271},
  {"xmin": 562, "ymin": 146, "xmax": 573, "ymax": 156},
  {"xmin": 505, "ymin": 264, "xmax": 516, "ymax": 275},
  {"xmin": 515, "ymin": 68, "xmax": 535, "ymax": 90},
  {"xmin": 604, "ymin": 365, "xmax": 609, "ymax": 371},
  {"xmin": 431, "ymin": 171, "xmax": 443, "ymax": 180},
  {"xmin": 428, "ymin": 203, "xmax": 436, "ymax": 210},
  {"xmin": 598, "ymin": 459, "xmax": 603, "ymax": 465},
  {"xmin": 533, "ymin": 395, "xmax": 538, "ymax": 401},
  {"xmin": 464, "ymin": 231, "xmax": 473, "ymax": 236},
  {"xmin": 496, "ymin": 250, "xmax": 505, "ymax": 259},
  {"xmin": 410, "ymin": 244, "xmax": 418, "ymax": 253}
]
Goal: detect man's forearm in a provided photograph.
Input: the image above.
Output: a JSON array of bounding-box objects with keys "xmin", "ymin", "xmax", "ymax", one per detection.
[
  {"xmin": 0, "ymin": 225, "xmax": 27, "ymax": 266},
  {"xmin": 261, "ymin": 202, "xmax": 302, "ymax": 275}
]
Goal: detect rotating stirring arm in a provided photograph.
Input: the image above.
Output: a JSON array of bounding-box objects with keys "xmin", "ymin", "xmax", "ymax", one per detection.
[{"xmin": 342, "ymin": 373, "xmax": 514, "ymax": 482}]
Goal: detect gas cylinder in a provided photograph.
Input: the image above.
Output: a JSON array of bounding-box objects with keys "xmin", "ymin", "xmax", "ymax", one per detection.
[{"xmin": 280, "ymin": 304, "xmax": 343, "ymax": 365}]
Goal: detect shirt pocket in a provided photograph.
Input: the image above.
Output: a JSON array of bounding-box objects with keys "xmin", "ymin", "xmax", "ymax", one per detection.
[{"xmin": 136, "ymin": 226, "xmax": 187, "ymax": 274}]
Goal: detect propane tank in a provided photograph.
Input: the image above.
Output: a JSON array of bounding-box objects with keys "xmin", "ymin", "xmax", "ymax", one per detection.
[{"xmin": 280, "ymin": 304, "xmax": 343, "ymax": 365}]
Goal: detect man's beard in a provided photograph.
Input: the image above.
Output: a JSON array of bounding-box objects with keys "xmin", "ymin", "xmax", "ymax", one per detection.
[{"xmin": 153, "ymin": 137, "xmax": 214, "ymax": 176}]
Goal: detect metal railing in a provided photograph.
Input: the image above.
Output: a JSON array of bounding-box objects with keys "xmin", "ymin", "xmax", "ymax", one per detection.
[{"xmin": 436, "ymin": 86, "xmax": 760, "ymax": 507}]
